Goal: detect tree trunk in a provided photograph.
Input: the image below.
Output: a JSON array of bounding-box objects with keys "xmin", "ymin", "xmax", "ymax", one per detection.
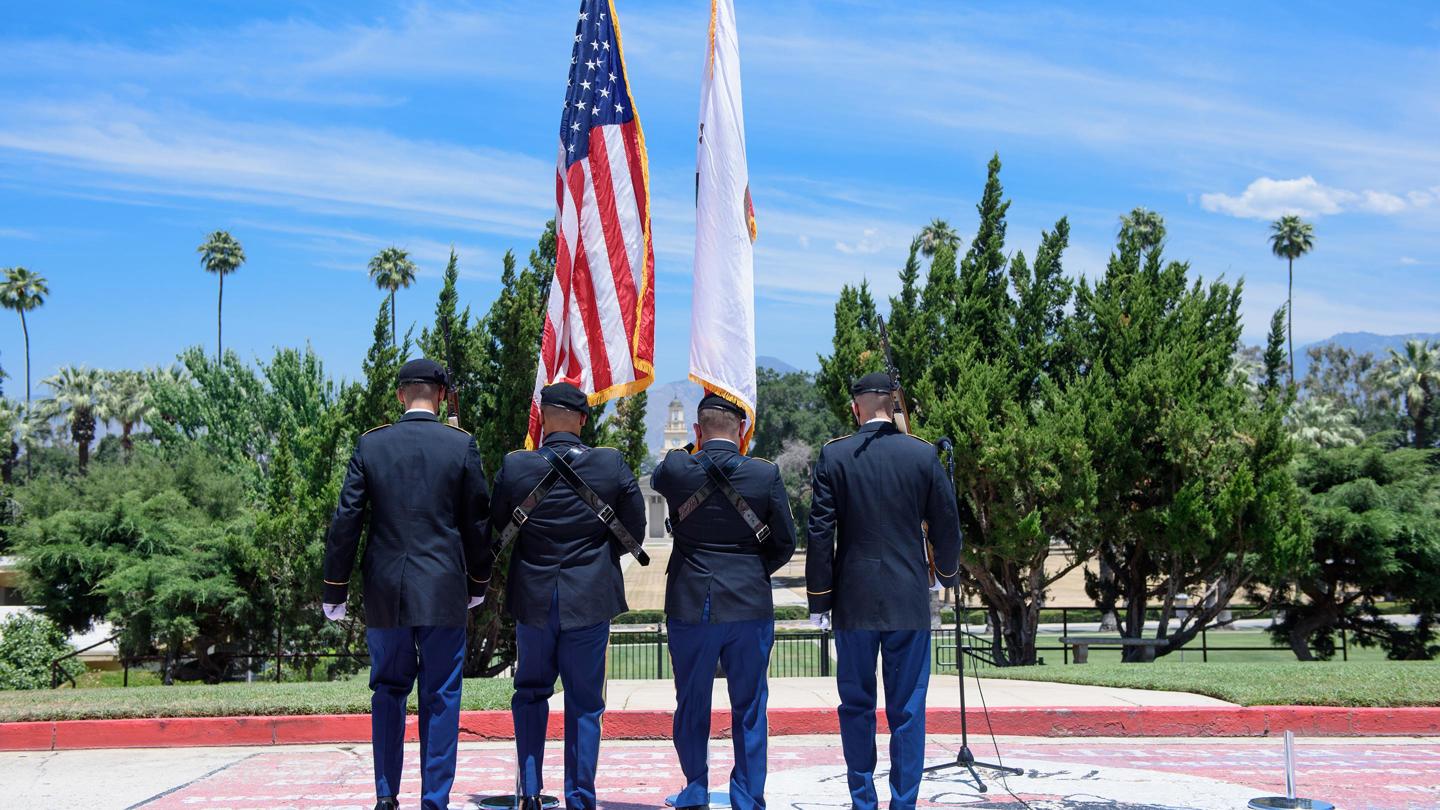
[
  {"xmin": 217, "ymin": 272, "xmax": 224, "ymax": 361},
  {"xmin": 1287, "ymin": 257, "xmax": 1294, "ymax": 388},
  {"xmin": 390, "ymin": 291, "xmax": 398, "ymax": 348},
  {"xmin": 21, "ymin": 309, "xmax": 30, "ymax": 480},
  {"xmin": 1098, "ymin": 558, "xmax": 1118, "ymax": 631}
]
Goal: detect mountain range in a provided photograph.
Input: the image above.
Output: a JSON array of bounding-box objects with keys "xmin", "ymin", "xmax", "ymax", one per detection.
[{"xmin": 1293, "ymin": 331, "xmax": 1440, "ymax": 380}]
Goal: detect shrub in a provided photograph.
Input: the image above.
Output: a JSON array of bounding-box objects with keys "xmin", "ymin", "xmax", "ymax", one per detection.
[{"xmin": 0, "ymin": 613, "xmax": 84, "ymax": 690}]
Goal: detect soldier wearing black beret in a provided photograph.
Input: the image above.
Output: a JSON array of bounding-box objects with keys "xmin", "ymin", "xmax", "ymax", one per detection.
[
  {"xmin": 481, "ymin": 381, "xmax": 646, "ymax": 810},
  {"xmin": 805, "ymin": 371, "xmax": 963, "ymax": 810},
  {"xmin": 321, "ymin": 357, "xmax": 491, "ymax": 810},
  {"xmin": 651, "ymin": 392, "xmax": 796, "ymax": 809}
]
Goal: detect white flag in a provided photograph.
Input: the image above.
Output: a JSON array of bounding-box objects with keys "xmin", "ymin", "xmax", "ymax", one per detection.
[{"xmin": 690, "ymin": 0, "xmax": 758, "ymax": 449}]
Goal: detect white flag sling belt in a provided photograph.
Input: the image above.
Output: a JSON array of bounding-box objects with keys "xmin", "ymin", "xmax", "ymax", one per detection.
[
  {"xmin": 494, "ymin": 445, "xmax": 650, "ymax": 567},
  {"xmin": 674, "ymin": 452, "xmax": 771, "ymax": 547}
]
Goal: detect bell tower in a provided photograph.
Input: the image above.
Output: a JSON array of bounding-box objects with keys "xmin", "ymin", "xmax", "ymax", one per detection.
[{"xmin": 663, "ymin": 396, "xmax": 688, "ymax": 452}]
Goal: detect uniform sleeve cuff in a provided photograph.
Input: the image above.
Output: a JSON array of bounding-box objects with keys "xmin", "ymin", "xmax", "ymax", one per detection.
[
  {"xmin": 323, "ymin": 581, "xmax": 349, "ymax": 605},
  {"xmin": 468, "ymin": 574, "xmax": 490, "ymax": 598},
  {"xmin": 807, "ymin": 592, "xmax": 833, "ymax": 614}
]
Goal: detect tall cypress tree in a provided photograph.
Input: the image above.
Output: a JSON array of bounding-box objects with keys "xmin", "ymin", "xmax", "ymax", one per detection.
[
  {"xmin": 610, "ymin": 391, "xmax": 649, "ymax": 475},
  {"xmin": 816, "ymin": 281, "xmax": 883, "ymax": 429}
]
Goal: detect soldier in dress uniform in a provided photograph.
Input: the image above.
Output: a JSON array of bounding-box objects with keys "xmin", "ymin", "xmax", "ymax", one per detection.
[
  {"xmin": 651, "ymin": 393, "xmax": 797, "ymax": 810},
  {"xmin": 477, "ymin": 382, "xmax": 646, "ymax": 810},
  {"xmin": 805, "ymin": 372, "xmax": 963, "ymax": 810},
  {"xmin": 321, "ymin": 358, "xmax": 491, "ymax": 810}
]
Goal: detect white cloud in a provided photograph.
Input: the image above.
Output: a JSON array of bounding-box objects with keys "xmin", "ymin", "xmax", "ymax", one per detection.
[
  {"xmin": 1399, "ymin": 256, "xmax": 1422, "ymax": 266},
  {"xmin": 1200, "ymin": 176, "xmax": 1430, "ymax": 220},
  {"xmin": 0, "ymin": 98, "xmax": 555, "ymax": 239},
  {"xmin": 834, "ymin": 228, "xmax": 886, "ymax": 255}
]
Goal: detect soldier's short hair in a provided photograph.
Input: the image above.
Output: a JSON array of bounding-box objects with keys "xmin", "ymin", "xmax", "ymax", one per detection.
[
  {"xmin": 698, "ymin": 407, "xmax": 742, "ymax": 434},
  {"xmin": 400, "ymin": 380, "xmax": 443, "ymax": 401}
]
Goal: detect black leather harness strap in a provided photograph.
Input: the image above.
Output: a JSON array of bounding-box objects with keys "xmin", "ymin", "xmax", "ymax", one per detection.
[
  {"xmin": 675, "ymin": 452, "xmax": 771, "ymax": 545},
  {"xmin": 492, "ymin": 454, "xmax": 567, "ymax": 557},
  {"xmin": 536, "ymin": 445, "xmax": 650, "ymax": 566}
]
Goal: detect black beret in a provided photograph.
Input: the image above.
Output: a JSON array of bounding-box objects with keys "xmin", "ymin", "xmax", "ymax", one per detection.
[
  {"xmin": 850, "ymin": 371, "xmax": 896, "ymax": 396},
  {"xmin": 697, "ymin": 392, "xmax": 746, "ymax": 419},
  {"xmin": 540, "ymin": 381, "xmax": 591, "ymax": 415},
  {"xmin": 398, "ymin": 358, "xmax": 448, "ymax": 387}
]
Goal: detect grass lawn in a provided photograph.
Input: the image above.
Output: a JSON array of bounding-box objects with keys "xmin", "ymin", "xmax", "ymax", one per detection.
[
  {"xmin": 0, "ymin": 676, "xmax": 516, "ymax": 723},
  {"xmin": 986, "ymin": 660, "xmax": 1440, "ymax": 707}
]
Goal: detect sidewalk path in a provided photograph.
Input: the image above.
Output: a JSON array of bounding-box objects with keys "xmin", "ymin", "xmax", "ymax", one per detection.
[{"xmin": 7, "ymin": 736, "xmax": 1436, "ymax": 809}]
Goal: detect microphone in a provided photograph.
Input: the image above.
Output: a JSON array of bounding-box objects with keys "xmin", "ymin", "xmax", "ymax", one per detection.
[{"xmin": 936, "ymin": 436, "xmax": 955, "ymax": 451}]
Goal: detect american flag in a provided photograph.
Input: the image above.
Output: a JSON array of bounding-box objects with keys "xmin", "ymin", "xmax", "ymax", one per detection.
[{"xmin": 527, "ymin": 0, "xmax": 656, "ymax": 447}]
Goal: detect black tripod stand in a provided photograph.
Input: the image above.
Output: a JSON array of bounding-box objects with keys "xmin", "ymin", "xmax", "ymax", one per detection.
[{"xmin": 922, "ymin": 438, "xmax": 1023, "ymax": 794}]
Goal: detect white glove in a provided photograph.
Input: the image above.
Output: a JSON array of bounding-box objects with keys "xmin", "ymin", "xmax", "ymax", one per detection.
[
  {"xmin": 931, "ymin": 578, "xmax": 944, "ymax": 594},
  {"xmin": 322, "ymin": 603, "xmax": 346, "ymax": 621},
  {"xmin": 810, "ymin": 612, "xmax": 831, "ymax": 631},
  {"xmin": 468, "ymin": 596, "xmax": 485, "ymax": 610}
]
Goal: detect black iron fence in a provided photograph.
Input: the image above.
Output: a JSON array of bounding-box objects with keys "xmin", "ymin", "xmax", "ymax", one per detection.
[
  {"xmin": 951, "ymin": 604, "xmax": 1349, "ymax": 666},
  {"xmin": 52, "ymin": 603, "xmax": 1352, "ymax": 688},
  {"xmin": 50, "ymin": 632, "xmax": 367, "ymax": 689},
  {"xmin": 604, "ymin": 627, "xmax": 991, "ymax": 680}
]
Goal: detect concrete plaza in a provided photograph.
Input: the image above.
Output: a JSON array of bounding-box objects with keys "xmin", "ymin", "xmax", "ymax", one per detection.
[{"xmin": 6, "ymin": 735, "xmax": 1437, "ymax": 809}]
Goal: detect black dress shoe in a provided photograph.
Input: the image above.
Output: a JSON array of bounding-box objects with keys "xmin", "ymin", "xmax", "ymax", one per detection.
[
  {"xmin": 519, "ymin": 797, "xmax": 544, "ymax": 810},
  {"xmin": 675, "ymin": 805, "xmax": 710, "ymax": 810},
  {"xmin": 374, "ymin": 798, "xmax": 398, "ymax": 810}
]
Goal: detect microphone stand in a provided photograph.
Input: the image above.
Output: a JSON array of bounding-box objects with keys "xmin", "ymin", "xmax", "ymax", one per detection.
[{"xmin": 921, "ymin": 437, "xmax": 1023, "ymax": 793}]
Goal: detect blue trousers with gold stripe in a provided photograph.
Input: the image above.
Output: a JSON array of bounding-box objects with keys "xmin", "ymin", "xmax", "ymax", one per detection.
[
  {"xmin": 512, "ymin": 591, "xmax": 610, "ymax": 808},
  {"xmin": 366, "ymin": 625, "xmax": 466, "ymax": 810},
  {"xmin": 667, "ymin": 601, "xmax": 773, "ymax": 809},
  {"xmin": 834, "ymin": 628, "xmax": 931, "ymax": 810}
]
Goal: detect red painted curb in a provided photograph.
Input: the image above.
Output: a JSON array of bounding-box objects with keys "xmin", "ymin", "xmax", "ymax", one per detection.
[{"xmin": 3, "ymin": 706, "xmax": 1438, "ymax": 751}]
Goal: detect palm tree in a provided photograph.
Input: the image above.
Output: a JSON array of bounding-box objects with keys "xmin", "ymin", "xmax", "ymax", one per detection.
[
  {"xmin": 918, "ymin": 218, "xmax": 960, "ymax": 258},
  {"xmin": 99, "ymin": 370, "xmax": 152, "ymax": 460},
  {"xmin": 368, "ymin": 247, "xmax": 418, "ymax": 346},
  {"xmin": 1287, "ymin": 398, "xmax": 1365, "ymax": 449},
  {"xmin": 1381, "ymin": 339, "xmax": 1440, "ymax": 448},
  {"xmin": 0, "ymin": 398, "xmax": 27, "ymax": 484},
  {"xmin": 1118, "ymin": 207, "xmax": 1167, "ymax": 252},
  {"xmin": 197, "ymin": 231, "xmax": 246, "ymax": 360},
  {"xmin": 1268, "ymin": 215, "xmax": 1316, "ymax": 387},
  {"xmin": 143, "ymin": 364, "xmax": 190, "ymax": 426},
  {"xmin": 0, "ymin": 266, "xmax": 50, "ymax": 404},
  {"xmin": 40, "ymin": 366, "xmax": 104, "ymax": 474}
]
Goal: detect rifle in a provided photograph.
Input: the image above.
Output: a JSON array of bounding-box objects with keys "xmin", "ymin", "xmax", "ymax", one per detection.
[
  {"xmin": 876, "ymin": 315, "xmax": 912, "ymax": 433},
  {"xmin": 877, "ymin": 315, "xmax": 938, "ymax": 589},
  {"xmin": 441, "ymin": 317, "xmax": 462, "ymax": 429}
]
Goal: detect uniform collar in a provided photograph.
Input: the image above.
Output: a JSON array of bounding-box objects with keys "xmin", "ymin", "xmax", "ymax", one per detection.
[
  {"xmin": 542, "ymin": 431, "xmax": 583, "ymax": 446},
  {"xmin": 400, "ymin": 410, "xmax": 437, "ymax": 423},
  {"xmin": 701, "ymin": 438, "xmax": 739, "ymax": 452},
  {"xmin": 858, "ymin": 419, "xmax": 897, "ymax": 435}
]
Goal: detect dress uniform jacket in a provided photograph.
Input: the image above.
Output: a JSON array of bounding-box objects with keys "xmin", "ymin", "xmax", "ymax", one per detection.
[
  {"xmin": 806, "ymin": 420, "xmax": 962, "ymax": 631},
  {"xmin": 484, "ymin": 431, "xmax": 645, "ymax": 630},
  {"xmin": 323, "ymin": 410, "xmax": 491, "ymax": 629},
  {"xmin": 652, "ymin": 440, "xmax": 797, "ymax": 624}
]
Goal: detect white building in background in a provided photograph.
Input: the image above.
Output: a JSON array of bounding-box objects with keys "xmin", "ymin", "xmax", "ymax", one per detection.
[
  {"xmin": 663, "ymin": 396, "xmax": 688, "ymax": 453},
  {"xmin": 632, "ymin": 396, "xmax": 690, "ymax": 544}
]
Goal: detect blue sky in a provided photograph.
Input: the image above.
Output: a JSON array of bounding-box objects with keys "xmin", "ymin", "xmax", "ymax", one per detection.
[{"xmin": 2, "ymin": 1, "xmax": 1437, "ymax": 390}]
